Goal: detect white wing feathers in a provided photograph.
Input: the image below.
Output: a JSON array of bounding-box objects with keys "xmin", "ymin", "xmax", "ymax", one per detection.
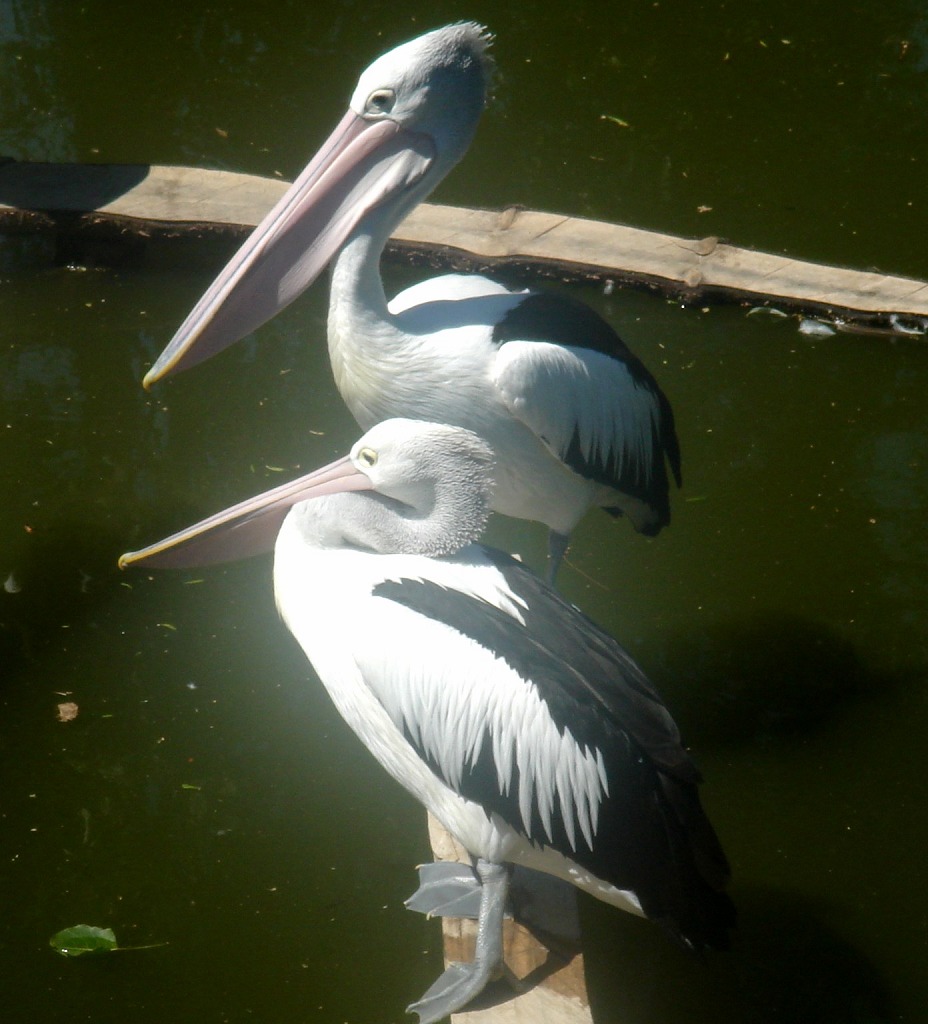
[
  {"xmin": 491, "ymin": 340, "xmax": 659, "ymax": 486},
  {"xmin": 349, "ymin": 593, "xmax": 608, "ymax": 852}
]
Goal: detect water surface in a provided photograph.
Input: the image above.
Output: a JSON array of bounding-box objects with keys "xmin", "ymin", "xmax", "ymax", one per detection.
[{"xmin": 1, "ymin": 3, "xmax": 926, "ymax": 1022}]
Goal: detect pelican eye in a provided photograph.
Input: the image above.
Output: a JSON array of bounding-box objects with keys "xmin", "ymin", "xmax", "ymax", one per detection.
[
  {"xmin": 365, "ymin": 88, "xmax": 396, "ymax": 116},
  {"xmin": 357, "ymin": 447, "xmax": 378, "ymax": 468}
]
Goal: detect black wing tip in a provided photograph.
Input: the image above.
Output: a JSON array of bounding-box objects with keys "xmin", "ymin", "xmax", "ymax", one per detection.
[
  {"xmin": 659, "ymin": 388, "xmax": 684, "ymax": 489},
  {"xmin": 602, "ymin": 494, "xmax": 671, "ymax": 537},
  {"xmin": 637, "ymin": 515, "xmax": 667, "ymax": 538}
]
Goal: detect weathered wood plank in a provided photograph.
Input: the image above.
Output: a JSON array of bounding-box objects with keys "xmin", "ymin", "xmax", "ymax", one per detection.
[
  {"xmin": 401, "ymin": 203, "xmax": 928, "ymax": 320},
  {"xmin": 1, "ymin": 160, "xmax": 926, "ymax": 325},
  {"xmin": 426, "ymin": 815, "xmax": 593, "ymax": 1024}
]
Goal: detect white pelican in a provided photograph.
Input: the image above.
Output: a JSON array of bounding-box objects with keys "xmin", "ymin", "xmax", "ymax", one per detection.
[
  {"xmin": 120, "ymin": 419, "xmax": 732, "ymax": 1023},
  {"xmin": 142, "ymin": 23, "xmax": 681, "ymax": 578}
]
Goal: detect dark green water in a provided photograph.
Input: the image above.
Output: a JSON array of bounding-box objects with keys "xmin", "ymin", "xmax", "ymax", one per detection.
[{"xmin": 1, "ymin": 3, "xmax": 926, "ymax": 1022}]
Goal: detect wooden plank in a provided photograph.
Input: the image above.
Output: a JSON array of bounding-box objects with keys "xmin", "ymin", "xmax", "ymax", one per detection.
[
  {"xmin": 425, "ymin": 814, "xmax": 592, "ymax": 1024},
  {"xmin": 0, "ymin": 160, "xmax": 926, "ymax": 325},
  {"xmin": 0, "ymin": 162, "xmax": 289, "ymax": 229},
  {"xmin": 398, "ymin": 203, "xmax": 928, "ymax": 320}
]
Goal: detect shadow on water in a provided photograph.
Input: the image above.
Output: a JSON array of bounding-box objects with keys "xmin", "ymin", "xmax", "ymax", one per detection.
[
  {"xmin": 650, "ymin": 611, "xmax": 907, "ymax": 749},
  {"xmin": 583, "ymin": 882, "xmax": 896, "ymax": 1024},
  {"xmin": 723, "ymin": 884, "xmax": 897, "ymax": 1024},
  {"xmin": 590, "ymin": 611, "xmax": 912, "ymax": 1022}
]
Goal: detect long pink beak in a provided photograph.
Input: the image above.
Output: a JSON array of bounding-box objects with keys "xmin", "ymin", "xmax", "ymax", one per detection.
[
  {"xmin": 118, "ymin": 454, "xmax": 372, "ymax": 569},
  {"xmin": 142, "ymin": 111, "xmax": 435, "ymax": 388}
]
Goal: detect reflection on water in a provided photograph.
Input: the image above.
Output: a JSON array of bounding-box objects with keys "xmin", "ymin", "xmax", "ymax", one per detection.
[
  {"xmin": 0, "ymin": 3, "xmax": 75, "ymax": 162},
  {"xmin": 0, "ymin": 3, "xmax": 926, "ymax": 1023}
]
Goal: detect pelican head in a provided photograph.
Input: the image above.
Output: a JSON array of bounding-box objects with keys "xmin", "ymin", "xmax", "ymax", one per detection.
[
  {"xmin": 144, "ymin": 23, "xmax": 493, "ymax": 387},
  {"xmin": 119, "ymin": 419, "xmax": 495, "ymax": 569},
  {"xmin": 350, "ymin": 22, "xmax": 492, "ymax": 175}
]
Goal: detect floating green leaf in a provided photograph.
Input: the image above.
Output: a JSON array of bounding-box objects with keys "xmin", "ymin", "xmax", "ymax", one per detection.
[
  {"xmin": 50, "ymin": 925, "xmax": 117, "ymax": 957},
  {"xmin": 49, "ymin": 925, "xmax": 167, "ymax": 958}
]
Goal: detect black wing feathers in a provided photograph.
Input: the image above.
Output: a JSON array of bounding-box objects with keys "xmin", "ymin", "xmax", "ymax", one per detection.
[
  {"xmin": 373, "ymin": 555, "xmax": 733, "ymax": 950},
  {"xmin": 493, "ymin": 291, "xmax": 645, "ymax": 366}
]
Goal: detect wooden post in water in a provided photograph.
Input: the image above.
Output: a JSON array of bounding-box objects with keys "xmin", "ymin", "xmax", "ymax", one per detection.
[{"xmin": 425, "ymin": 814, "xmax": 593, "ymax": 1024}]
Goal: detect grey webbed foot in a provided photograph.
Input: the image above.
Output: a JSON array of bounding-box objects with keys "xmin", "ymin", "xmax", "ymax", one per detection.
[
  {"xmin": 407, "ymin": 958, "xmax": 500, "ymax": 1024},
  {"xmin": 407, "ymin": 860, "xmax": 510, "ymax": 1023},
  {"xmin": 405, "ymin": 861, "xmax": 484, "ymax": 919}
]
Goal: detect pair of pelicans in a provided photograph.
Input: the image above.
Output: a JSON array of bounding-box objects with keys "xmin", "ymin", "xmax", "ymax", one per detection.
[{"xmin": 121, "ymin": 23, "xmax": 734, "ymax": 1023}]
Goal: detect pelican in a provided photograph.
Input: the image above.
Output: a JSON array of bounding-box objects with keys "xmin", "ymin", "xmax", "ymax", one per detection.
[
  {"xmin": 120, "ymin": 418, "xmax": 733, "ymax": 1023},
  {"xmin": 142, "ymin": 23, "xmax": 681, "ymax": 578}
]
